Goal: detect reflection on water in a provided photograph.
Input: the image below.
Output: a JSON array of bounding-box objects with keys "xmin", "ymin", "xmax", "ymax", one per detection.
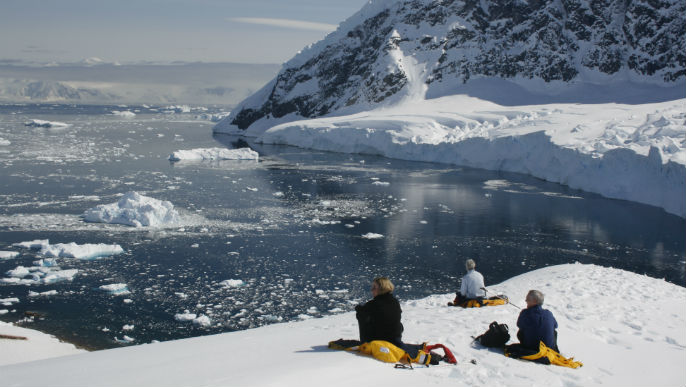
[{"xmin": 0, "ymin": 104, "xmax": 684, "ymax": 350}]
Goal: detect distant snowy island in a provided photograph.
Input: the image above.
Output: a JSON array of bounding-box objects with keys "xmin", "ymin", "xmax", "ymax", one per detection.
[{"xmin": 1, "ymin": 264, "xmax": 684, "ymax": 386}]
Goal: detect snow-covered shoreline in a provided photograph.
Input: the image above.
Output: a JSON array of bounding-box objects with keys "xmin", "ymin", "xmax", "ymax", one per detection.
[
  {"xmin": 1, "ymin": 263, "xmax": 684, "ymax": 386},
  {"xmin": 215, "ymin": 95, "xmax": 686, "ymax": 217}
]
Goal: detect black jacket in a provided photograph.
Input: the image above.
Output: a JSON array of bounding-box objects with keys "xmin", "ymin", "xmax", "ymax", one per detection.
[{"xmin": 355, "ymin": 292, "xmax": 404, "ymax": 344}]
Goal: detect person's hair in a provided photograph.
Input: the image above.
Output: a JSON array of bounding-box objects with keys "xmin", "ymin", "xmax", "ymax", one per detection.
[
  {"xmin": 465, "ymin": 259, "xmax": 476, "ymax": 270},
  {"xmin": 373, "ymin": 277, "xmax": 394, "ymax": 295},
  {"xmin": 527, "ymin": 290, "xmax": 544, "ymax": 305}
]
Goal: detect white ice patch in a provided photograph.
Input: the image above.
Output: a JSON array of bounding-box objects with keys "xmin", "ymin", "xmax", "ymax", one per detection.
[
  {"xmin": 0, "ymin": 138, "xmax": 10, "ymax": 146},
  {"xmin": 41, "ymin": 242, "xmax": 124, "ymax": 260},
  {"xmin": 0, "ymin": 251, "xmax": 19, "ymax": 259},
  {"xmin": 168, "ymin": 147, "xmax": 258, "ymax": 162},
  {"xmin": 1, "ymin": 265, "xmax": 78, "ymax": 286},
  {"xmin": 219, "ymin": 279, "xmax": 245, "ymax": 288},
  {"xmin": 111, "ymin": 110, "xmax": 136, "ymax": 118},
  {"xmin": 99, "ymin": 284, "xmax": 131, "ymax": 296},
  {"xmin": 24, "ymin": 119, "xmax": 70, "ymax": 128},
  {"xmin": 83, "ymin": 191, "xmax": 180, "ymax": 227},
  {"xmin": 12, "ymin": 239, "xmax": 50, "ymax": 250},
  {"xmin": 361, "ymin": 233, "xmax": 384, "ymax": 239},
  {"xmin": 192, "ymin": 315, "xmax": 212, "ymax": 327},
  {"xmin": 174, "ymin": 313, "xmax": 197, "ymax": 322},
  {"xmin": 28, "ymin": 290, "xmax": 58, "ymax": 297},
  {"xmin": 0, "ymin": 297, "xmax": 20, "ymax": 306}
]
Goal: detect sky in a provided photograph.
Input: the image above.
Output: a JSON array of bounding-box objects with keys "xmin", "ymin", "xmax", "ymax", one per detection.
[{"xmin": 0, "ymin": 0, "xmax": 369, "ymax": 65}]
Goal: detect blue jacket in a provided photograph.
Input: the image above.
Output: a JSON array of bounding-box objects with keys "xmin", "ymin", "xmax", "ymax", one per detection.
[{"xmin": 516, "ymin": 305, "xmax": 558, "ymax": 351}]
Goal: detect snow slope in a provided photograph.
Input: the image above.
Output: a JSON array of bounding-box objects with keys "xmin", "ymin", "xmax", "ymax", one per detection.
[
  {"xmin": 0, "ymin": 321, "xmax": 84, "ymax": 366},
  {"xmin": 1, "ymin": 264, "xmax": 684, "ymax": 386}
]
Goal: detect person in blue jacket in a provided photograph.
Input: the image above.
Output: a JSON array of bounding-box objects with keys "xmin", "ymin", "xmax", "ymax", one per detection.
[{"xmin": 516, "ymin": 290, "xmax": 559, "ymax": 352}]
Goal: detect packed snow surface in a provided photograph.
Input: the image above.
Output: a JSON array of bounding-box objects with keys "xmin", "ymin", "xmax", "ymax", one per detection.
[
  {"xmin": 215, "ymin": 95, "xmax": 686, "ymax": 217},
  {"xmin": 168, "ymin": 147, "xmax": 259, "ymax": 162},
  {"xmin": 82, "ymin": 191, "xmax": 180, "ymax": 227},
  {"xmin": 0, "ymin": 321, "xmax": 84, "ymax": 366},
  {"xmin": 24, "ymin": 119, "xmax": 70, "ymax": 128},
  {"xmin": 1, "ymin": 264, "xmax": 683, "ymax": 386}
]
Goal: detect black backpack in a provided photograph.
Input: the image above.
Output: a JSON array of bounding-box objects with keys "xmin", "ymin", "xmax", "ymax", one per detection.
[{"xmin": 475, "ymin": 321, "xmax": 510, "ymax": 348}]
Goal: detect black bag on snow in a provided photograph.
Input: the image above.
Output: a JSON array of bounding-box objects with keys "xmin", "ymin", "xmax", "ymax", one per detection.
[{"xmin": 474, "ymin": 321, "xmax": 510, "ymax": 348}]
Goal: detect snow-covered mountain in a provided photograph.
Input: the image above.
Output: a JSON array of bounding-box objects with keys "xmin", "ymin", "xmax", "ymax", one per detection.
[{"xmin": 221, "ymin": 0, "xmax": 685, "ymax": 130}]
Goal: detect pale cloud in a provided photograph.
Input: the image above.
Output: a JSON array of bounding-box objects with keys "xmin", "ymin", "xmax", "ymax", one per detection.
[{"xmin": 227, "ymin": 17, "xmax": 337, "ymax": 32}]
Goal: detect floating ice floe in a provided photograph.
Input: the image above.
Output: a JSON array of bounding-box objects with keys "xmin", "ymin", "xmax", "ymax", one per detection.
[
  {"xmin": 0, "ymin": 298, "xmax": 20, "ymax": 306},
  {"xmin": 168, "ymin": 147, "xmax": 259, "ymax": 162},
  {"xmin": 219, "ymin": 279, "xmax": 245, "ymax": 288},
  {"xmin": 361, "ymin": 232, "xmax": 384, "ymax": 239},
  {"xmin": 112, "ymin": 110, "xmax": 136, "ymax": 118},
  {"xmin": 24, "ymin": 119, "xmax": 70, "ymax": 128},
  {"xmin": 12, "ymin": 239, "xmax": 50, "ymax": 250},
  {"xmin": 0, "ymin": 138, "xmax": 10, "ymax": 146},
  {"xmin": 192, "ymin": 315, "xmax": 212, "ymax": 327},
  {"xmin": 41, "ymin": 243, "xmax": 124, "ymax": 260},
  {"xmin": 28, "ymin": 290, "xmax": 58, "ymax": 297},
  {"xmin": 1, "ymin": 265, "xmax": 78, "ymax": 286},
  {"xmin": 0, "ymin": 251, "xmax": 19, "ymax": 259},
  {"xmin": 99, "ymin": 284, "xmax": 131, "ymax": 296},
  {"xmin": 83, "ymin": 191, "xmax": 180, "ymax": 227},
  {"xmin": 174, "ymin": 312, "xmax": 197, "ymax": 322}
]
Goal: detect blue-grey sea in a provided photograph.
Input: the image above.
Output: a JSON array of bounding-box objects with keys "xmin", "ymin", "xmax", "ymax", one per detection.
[{"xmin": 0, "ymin": 104, "xmax": 684, "ymax": 349}]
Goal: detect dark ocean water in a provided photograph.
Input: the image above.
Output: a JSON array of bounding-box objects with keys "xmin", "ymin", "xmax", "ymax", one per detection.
[{"xmin": 0, "ymin": 104, "xmax": 684, "ymax": 350}]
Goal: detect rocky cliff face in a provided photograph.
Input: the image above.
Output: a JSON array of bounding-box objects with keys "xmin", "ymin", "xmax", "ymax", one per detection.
[{"xmin": 225, "ymin": 0, "xmax": 685, "ymax": 131}]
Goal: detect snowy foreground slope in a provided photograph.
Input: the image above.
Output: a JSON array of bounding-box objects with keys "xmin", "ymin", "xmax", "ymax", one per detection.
[
  {"xmin": 216, "ymin": 94, "xmax": 686, "ymax": 217},
  {"xmin": 1, "ymin": 264, "xmax": 684, "ymax": 387}
]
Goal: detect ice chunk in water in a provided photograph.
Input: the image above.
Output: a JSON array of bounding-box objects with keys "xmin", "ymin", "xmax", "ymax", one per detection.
[
  {"xmin": 99, "ymin": 283, "xmax": 131, "ymax": 295},
  {"xmin": 83, "ymin": 191, "xmax": 180, "ymax": 227},
  {"xmin": 41, "ymin": 243, "xmax": 124, "ymax": 260}
]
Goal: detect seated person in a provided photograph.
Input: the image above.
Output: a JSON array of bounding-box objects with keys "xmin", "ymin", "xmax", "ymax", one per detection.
[
  {"xmin": 355, "ymin": 277, "xmax": 404, "ymax": 347},
  {"xmin": 448, "ymin": 259, "xmax": 485, "ymax": 306},
  {"xmin": 516, "ymin": 290, "xmax": 559, "ymax": 352}
]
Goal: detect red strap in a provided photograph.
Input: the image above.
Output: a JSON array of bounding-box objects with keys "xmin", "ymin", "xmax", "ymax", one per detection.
[{"xmin": 426, "ymin": 343, "xmax": 457, "ymax": 364}]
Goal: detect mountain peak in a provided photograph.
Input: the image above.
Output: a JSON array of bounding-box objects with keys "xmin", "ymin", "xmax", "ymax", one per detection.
[{"xmin": 220, "ymin": 0, "xmax": 685, "ymax": 131}]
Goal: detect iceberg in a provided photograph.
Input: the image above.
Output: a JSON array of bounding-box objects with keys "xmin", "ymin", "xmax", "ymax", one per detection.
[
  {"xmin": 168, "ymin": 147, "xmax": 259, "ymax": 162},
  {"xmin": 41, "ymin": 242, "xmax": 124, "ymax": 260},
  {"xmin": 83, "ymin": 191, "xmax": 180, "ymax": 227},
  {"xmin": 0, "ymin": 138, "xmax": 10, "ymax": 146},
  {"xmin": 361, "ymin": 233, "xmax": 384, "ymax": 239}
]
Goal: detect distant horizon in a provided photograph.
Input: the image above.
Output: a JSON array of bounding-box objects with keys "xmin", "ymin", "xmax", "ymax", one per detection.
[{"xmin": 0, "ymin": 0, "xmax": 368, "ymax": 65}]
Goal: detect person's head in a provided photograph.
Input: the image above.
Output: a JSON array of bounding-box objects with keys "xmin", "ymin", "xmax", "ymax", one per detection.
[
  {"xmin": 371, "ymin": 277, "xmax": 394, "ymax": 297},
  {"xmin": 465, "ymin": 259, "xmax": 476, "ymax": 271},
  {"xmin": 525, "ymin": 290, "xmax": 544, "ymax": 308}
]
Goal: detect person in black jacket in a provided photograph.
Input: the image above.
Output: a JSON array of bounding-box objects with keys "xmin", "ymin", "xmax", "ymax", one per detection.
[{"xmin": 355, "ymin": 276, "xmax": 404, "ymax": 347}]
